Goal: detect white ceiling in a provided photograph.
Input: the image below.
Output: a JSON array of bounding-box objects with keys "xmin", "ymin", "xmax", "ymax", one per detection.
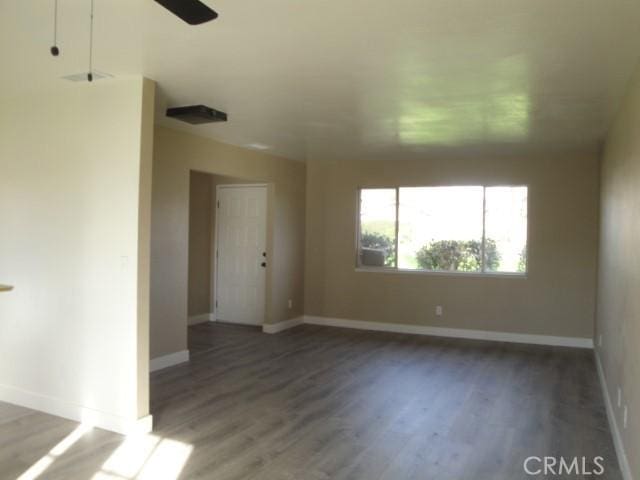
[{"xmin": 2, "ymin": 0, "xmax": 640, "ymax": 161}]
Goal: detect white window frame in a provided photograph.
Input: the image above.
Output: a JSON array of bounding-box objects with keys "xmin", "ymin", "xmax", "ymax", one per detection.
[{"xmin": 355, "ymin": 185, "xmax": 529, "ymax": 277}]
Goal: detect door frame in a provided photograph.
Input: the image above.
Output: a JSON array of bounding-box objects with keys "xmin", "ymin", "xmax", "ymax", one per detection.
[{"xmin": 212, "ymin": 183, "xmax": 269, "ymax": 324}]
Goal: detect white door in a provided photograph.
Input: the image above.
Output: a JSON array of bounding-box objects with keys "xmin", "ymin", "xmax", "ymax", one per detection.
[{"xmin": 215, "ymin": 185, "xmax": 267, "ymax": 325}]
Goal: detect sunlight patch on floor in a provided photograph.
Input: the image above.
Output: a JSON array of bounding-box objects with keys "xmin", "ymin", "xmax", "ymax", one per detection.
[
  {"xmin": 16, "ymin": 424, "xmax": 193, "ymax": 480},
  {"xmin": 96, "ymin": 433, "xmax": 194, "ymax": 480},
  {"xmin": 100, "ymin": 434, "xmax": 160, "ymax": 478},
  {"xmin": 91, "ymin": 473, "xmax": 128, "ymax": 480},
  {"xmin": 136, "ymin": 439, "xmax": 194, "ymax": 480},
  {"xmin": 16, "ymin": 424, "xmax": 93, "ymax": 480}
]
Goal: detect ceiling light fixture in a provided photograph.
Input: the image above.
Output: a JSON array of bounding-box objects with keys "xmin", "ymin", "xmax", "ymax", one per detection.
[
  {"xmin": 50, "ymin": 0, "xmax": 60, "ymax": 56},
  {"xmin": 61, "ymin": 70, "xmax": 112, "ymax": 82},
  {"xmin": 153, "ymin": 0, "xmax": 218, "ymax": 25},
  {"xmin": 48, "ymin": 0, "xmax": 216, "ymax": 77},
  {"xmin": 87, "ymin": 0, "xmax": 94, "ymax": 82},
  {"xmin": 166, "ymin": 105, "xmax": 228, "ymax": 124}
]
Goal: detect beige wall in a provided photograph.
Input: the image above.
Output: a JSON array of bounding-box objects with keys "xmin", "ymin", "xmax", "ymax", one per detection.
[
  {"xmin": 0, "ymin": 77, "xmax": 154, "ymax": 433},
  {"xmin": 597, "ymin": 67, "xmax": 640, "ymax": 476},
  {"xmin": 151, "ymin": 127, "xmax": 306, "ymax": 358},
  {"xmin": 305, "ymin": 154, "xmax": 599, "ymax": 339},
  {"xmin": 188, "ymin": 171, "xmax": 213, "ymax": 317}
]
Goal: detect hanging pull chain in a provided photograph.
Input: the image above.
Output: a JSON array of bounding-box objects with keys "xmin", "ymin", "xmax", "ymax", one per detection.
[
  {"xmin": 50, "ymin": 0, "xmax": 60, "ymax": 56},
  {"xmin": 88, "ymin": 0, "xmax": 94, "ymax": 81}
]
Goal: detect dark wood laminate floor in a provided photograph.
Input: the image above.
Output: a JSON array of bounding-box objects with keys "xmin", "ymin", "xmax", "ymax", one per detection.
[{"xmin": 0, "ymin": 323, "xmax": 621, "ymax": 480}]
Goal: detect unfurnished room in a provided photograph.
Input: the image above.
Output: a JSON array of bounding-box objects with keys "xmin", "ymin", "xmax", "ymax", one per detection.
[{"xmin": 0, "ymin": 1, "xmax": 639, "ymax": 479}]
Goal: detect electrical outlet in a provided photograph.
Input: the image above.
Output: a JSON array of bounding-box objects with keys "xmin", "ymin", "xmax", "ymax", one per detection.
[
  {"xmin": 436, "ymin": 306, "xmax": 443, "ymax": 317},
  {"xmin": 617, "ymin": 387, "xmax": 622, "ymax": 408},
  {"xmin": 623, "ymin": 405, "xmax": 628, "ymax": 429},
  {"xmin": 288, "ymin": 299, "xmax": 293, "ymax": 309}
]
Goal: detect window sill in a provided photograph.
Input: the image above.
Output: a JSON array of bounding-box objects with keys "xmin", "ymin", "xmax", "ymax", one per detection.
[{"xmin": 355, "ymin": 267, "xmax": 527, "ymax": 279}]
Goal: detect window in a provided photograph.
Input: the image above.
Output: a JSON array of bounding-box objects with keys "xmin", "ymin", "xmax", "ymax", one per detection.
[
  {"xmin": 358, "ymin": 189, "xmax": 397, "ymax": 267},
  {"xmin": 357, "ymin": 186, "xmax": 528, "ymax": 274}
]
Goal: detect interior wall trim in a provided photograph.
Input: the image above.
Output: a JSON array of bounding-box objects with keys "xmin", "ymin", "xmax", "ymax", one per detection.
[
  {"xmin": 262, "ymin": 316, "xmax": 304, "ymax": 334},
  {"xmin": 0, "ymin": 383, "xmax": 153, "ymax": 435},
  {"xmin": 302, "ymin": 316, "xmax": 594, "ymax": 349},
  {"xmin": 188, "ymin": 313, "xmax": 215, "ymax": 326},
  {"xmin": 150, "ymin": 350, "xmax": 190, "ymax": 372},
  {"xmin": 595, "ymin": 353, "xmax": 634, "ymax": 480}
]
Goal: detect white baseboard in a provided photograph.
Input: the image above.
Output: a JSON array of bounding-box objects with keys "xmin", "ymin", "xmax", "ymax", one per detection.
[
  {"xmin": 0, "ymin": 383, "xmax": 152, "ymax": 435},
  {"xmin": 188, "ymin": 313, "xmax": 215, "ymax": 326},
  {"xmin": 595, "ymin": 353, "xmax": 633, "ymax": 480},
  {"xmin": 263, "ymin": 316, "xmax": 304, "ymax": 334},
  {"xmin": 303, "ymin": 316, "xmax": 594, "ymax": 349},
  {"xmin": 150, "ymin": 350, "xmax": 190, "ymax": 372}
]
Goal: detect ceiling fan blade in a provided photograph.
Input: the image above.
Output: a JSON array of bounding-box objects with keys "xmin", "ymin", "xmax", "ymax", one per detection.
[{"xmin": 153, "ymin": 0, "xmax": 218, "ymax": 25}]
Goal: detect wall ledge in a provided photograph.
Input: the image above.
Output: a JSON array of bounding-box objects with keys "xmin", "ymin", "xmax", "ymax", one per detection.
[
  {"xmin": 596, "ymin": 353, "xmax": 634, "ymax": 480},
  {"xmin": 263, "ymin": 316, "xmax": 304, "ymax": 334}
]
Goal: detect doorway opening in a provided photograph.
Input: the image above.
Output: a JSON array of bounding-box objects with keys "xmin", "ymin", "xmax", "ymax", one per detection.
[{"xmin": 187, "ymin": 171, "xmax": 269, "ymax": 351}]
